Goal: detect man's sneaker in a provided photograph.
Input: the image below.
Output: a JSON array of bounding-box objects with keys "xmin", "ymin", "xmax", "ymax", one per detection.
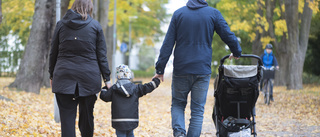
[
  {"xmin": 174, "ymin": 132, "xmax": 186, "ymax": 137},
  {"xmin": 270, "ymin": 95, "xmax": 274, "ymax": 101}
]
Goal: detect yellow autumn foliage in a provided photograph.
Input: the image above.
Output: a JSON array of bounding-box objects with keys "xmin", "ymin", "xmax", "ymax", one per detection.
[
  {"xmin": 274, "ymin": 7, "xmax": 281, "ymax": 17},
  {"xmin": 1, "ymin": 0, "xmax": 35, "ymax": 44},
  {"xmin": 308, "ymin": 0, "xmax": 320, "ymax": 14},
  {"xmin": 230, "ymin": 20, "xmax": 251, "ymax": 32},
  {"xmin": 274, "ymin": 19, "xmax": 288, "ymax": 37},
  {"xmin": 216, "ymin": 0, "xmax": 320, "ymax": 45},
  {"xmin": 249, "ymin": 32, "xmax": 256, "ymax": 42},
  {"xmin": 299, "ymin": 0, "xmax": 305, "ymax": 13},
  {"xmin": 221, "ymin": 1, "xmax": 238, "ymax": 10},
  {"xmin": 261, "ymin": 36, "xmax": 275, "ymax": 48},
  {"xmin": 107, "ymin": 0, "xmax": 167, "ymax": 47}
]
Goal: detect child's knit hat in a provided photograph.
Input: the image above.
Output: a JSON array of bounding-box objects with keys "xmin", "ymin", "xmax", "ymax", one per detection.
[{"xmin": 116, "ymin": 64, "xmax": 132, "ymax": 80}]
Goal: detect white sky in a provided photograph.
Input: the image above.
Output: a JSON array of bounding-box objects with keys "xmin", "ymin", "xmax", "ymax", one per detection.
[
  {"xmin": 161, "ymin": 0, "xmax": 188, "ymax": 32},
  {"xmin": 154, "ymin": 0, "xmax": 188, "ymax": 53},
  {"xmin": 165, "ymin": 0, "xmax": 188, "ymax": 14}
]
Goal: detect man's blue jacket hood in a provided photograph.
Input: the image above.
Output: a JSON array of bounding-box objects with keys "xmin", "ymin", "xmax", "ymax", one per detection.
[{"xmin": 187, "ymin": 0, "xmax": 208, "ymax": 9}]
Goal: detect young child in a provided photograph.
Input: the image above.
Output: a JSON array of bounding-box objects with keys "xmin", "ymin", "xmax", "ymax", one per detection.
[{"xmin": 100, "ymin": 64, "xmax": 160, "ymax": 137}]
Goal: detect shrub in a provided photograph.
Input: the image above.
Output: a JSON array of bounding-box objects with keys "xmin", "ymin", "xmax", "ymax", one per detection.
[
  {"xmin": 132, "ymin": 67, "xmax": 155, "ymax": 78},
  {"xmin": 302, "ymin": 73, "xmax": 320, "ymax": 84}
]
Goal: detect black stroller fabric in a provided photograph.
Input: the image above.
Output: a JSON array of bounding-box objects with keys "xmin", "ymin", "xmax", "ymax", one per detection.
[
  {"xmin": 213, "ymin": 55, "xmax": 262, "ymax": 137},
  {"xmin": 215, "ymin": 75, "xmax": 259, "ymax": 119}
]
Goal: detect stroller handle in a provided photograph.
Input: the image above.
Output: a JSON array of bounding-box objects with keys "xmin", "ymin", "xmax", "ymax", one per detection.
[{"xmin": 220, "ymin": 54, "xmax": 263, "ymax": 66}]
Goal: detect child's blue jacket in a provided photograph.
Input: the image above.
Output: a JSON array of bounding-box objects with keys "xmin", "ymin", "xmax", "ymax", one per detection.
[{"xmin": 260, "ymin": 50, "xmax": 279, "ymax": 69}]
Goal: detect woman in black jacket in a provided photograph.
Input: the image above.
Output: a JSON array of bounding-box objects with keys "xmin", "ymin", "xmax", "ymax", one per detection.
[{"xmin": 49, "ymin": 0, "xmax": 111, "ymax": 136}]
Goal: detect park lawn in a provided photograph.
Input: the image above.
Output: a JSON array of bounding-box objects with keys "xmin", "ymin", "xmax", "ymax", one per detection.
[{"xmin": 0, "ymin": 77, "xmax": 319, "ymax": 136}]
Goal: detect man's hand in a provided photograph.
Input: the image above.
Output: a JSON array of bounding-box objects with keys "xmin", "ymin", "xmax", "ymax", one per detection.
[
  {"xmin": 229, "ymin": 53, "xmax": 240, "ymax": 60},
  {"xmin": 152, "ymin": 74, "xmax": 164, "ymax": 82},
  {"xmin": 276, "ymin": 66, "xmax": 280, "ymax": 70}
]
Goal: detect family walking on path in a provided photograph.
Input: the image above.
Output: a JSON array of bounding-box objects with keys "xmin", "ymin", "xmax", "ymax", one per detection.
[{"xmin": 48, "ymin": 0, "xmax": 241, "ymax": 137}]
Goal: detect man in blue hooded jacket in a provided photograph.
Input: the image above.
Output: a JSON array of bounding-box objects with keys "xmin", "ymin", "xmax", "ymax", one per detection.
[{"xmin": 153, "ymin": 0, "xmax": 242, "ymax": 136}]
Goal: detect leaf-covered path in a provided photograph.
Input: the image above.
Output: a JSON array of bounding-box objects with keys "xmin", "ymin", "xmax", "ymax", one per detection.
[{"xmin": 0, "ymin": 78, "xmax": 319, "ymax": 136}]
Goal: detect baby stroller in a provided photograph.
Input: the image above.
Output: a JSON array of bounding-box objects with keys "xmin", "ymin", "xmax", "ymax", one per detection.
[{"xmin": 212, "ymin": 54, "xmax": 263, "ymax": 137}]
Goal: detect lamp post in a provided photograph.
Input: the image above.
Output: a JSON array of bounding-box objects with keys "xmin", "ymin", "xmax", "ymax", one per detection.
[
  {"xmin": 128, "ymin": 16, "xmax": 137, "ymax": 68},
  {"xmin": 54, "ymin": 0, "xmax": 61, "ymax": 123},
  {"xmin": 56, "ymin": 0, "xmax": 60, "ymax": 22},
  {"xmin": 112, "ymin": 0, "xmax": 117, "ymax": 83}
]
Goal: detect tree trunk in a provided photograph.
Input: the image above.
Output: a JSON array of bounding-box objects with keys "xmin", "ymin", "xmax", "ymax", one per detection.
[
  {"xmin": 266, "ymin": 0, "xmax": 285, "ymax": 86},
  {"xmin": 93, "ymin": 0, "xmax": 113, "ymax": 79},
  {"xmin": 284, "ymin": 0, "xmax": 313, "ymax": 90},
  {"xmin": 299, "ymin": 0, "xmax": 313, "ymax": 61},
  {"xmin": 60, "ymin": 0, "xmax": 71, "ymax": 17},
  {"xmin": 42, "ymin": 57, "xmax": 51, "ymax": 87},
  {"xmin": 93, "ymin": 0, "xmax": 99, "ymax": 19},
  {"xmin": 253, "ymin": 0, "xmax": 313, "ymax": 89},
  {"xmin": 42, "ymin": 0, "xmax": 70, "ymax": 88},
  {"xmin": 40, "ymin": 0, "xmax": 69, "ymax": 88},
  {"xmin": 252, "ymin": 0, "xmax": 263, "ymax": 63},
  {"xmin": 276, "ymin": 39, "xmax": 289, "ymax": 86},
  {"xmin": 266, "ymin": 0, "xmax": 277, "ymax": 45},
  {"xmin": 0, "ymin": 0, "xmax": 2, "ymax": 24},
  {"xmin": 9, "ymin": 0, "xmax": 55, "ymax": 93},
  {"xmin": 274, "ymin": 0, "xmax": 289, "ymax": 86},
  {"xmin": 106, "ymin": 24, "xmax": 114, "ymax": 71},
  {"xmin": 97, "ymin": 0, "xmax": 113, "ymax": 72},
  {"xmin": 285, "ymin": 0, "xmax": 300, "ymax": 89}
]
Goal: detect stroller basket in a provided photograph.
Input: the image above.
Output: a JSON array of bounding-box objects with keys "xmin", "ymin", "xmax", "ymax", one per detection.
[
  {"xmin": 262, "ymin": 69, "xmax": 275, "ymax": 79},
  {"xmin": 213, "ymin": 54, "xmax": 262, "ymax": 137}
]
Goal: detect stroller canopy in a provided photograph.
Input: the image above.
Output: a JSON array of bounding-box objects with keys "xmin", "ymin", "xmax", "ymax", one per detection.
[{"xmin": 223, "ymin": 65, "xmax": 258, "ymax": 78}]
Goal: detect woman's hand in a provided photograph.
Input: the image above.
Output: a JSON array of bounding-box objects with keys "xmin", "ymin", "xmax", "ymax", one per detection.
[{"xmin": 105, "ymin": 81, "xmax": 112, "ymax": 89}]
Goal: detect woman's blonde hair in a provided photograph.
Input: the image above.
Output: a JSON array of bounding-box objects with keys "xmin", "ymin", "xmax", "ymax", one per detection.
[{"xmin": 71, "ymin": 0, "xmax": 93, "ymax": 20}]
